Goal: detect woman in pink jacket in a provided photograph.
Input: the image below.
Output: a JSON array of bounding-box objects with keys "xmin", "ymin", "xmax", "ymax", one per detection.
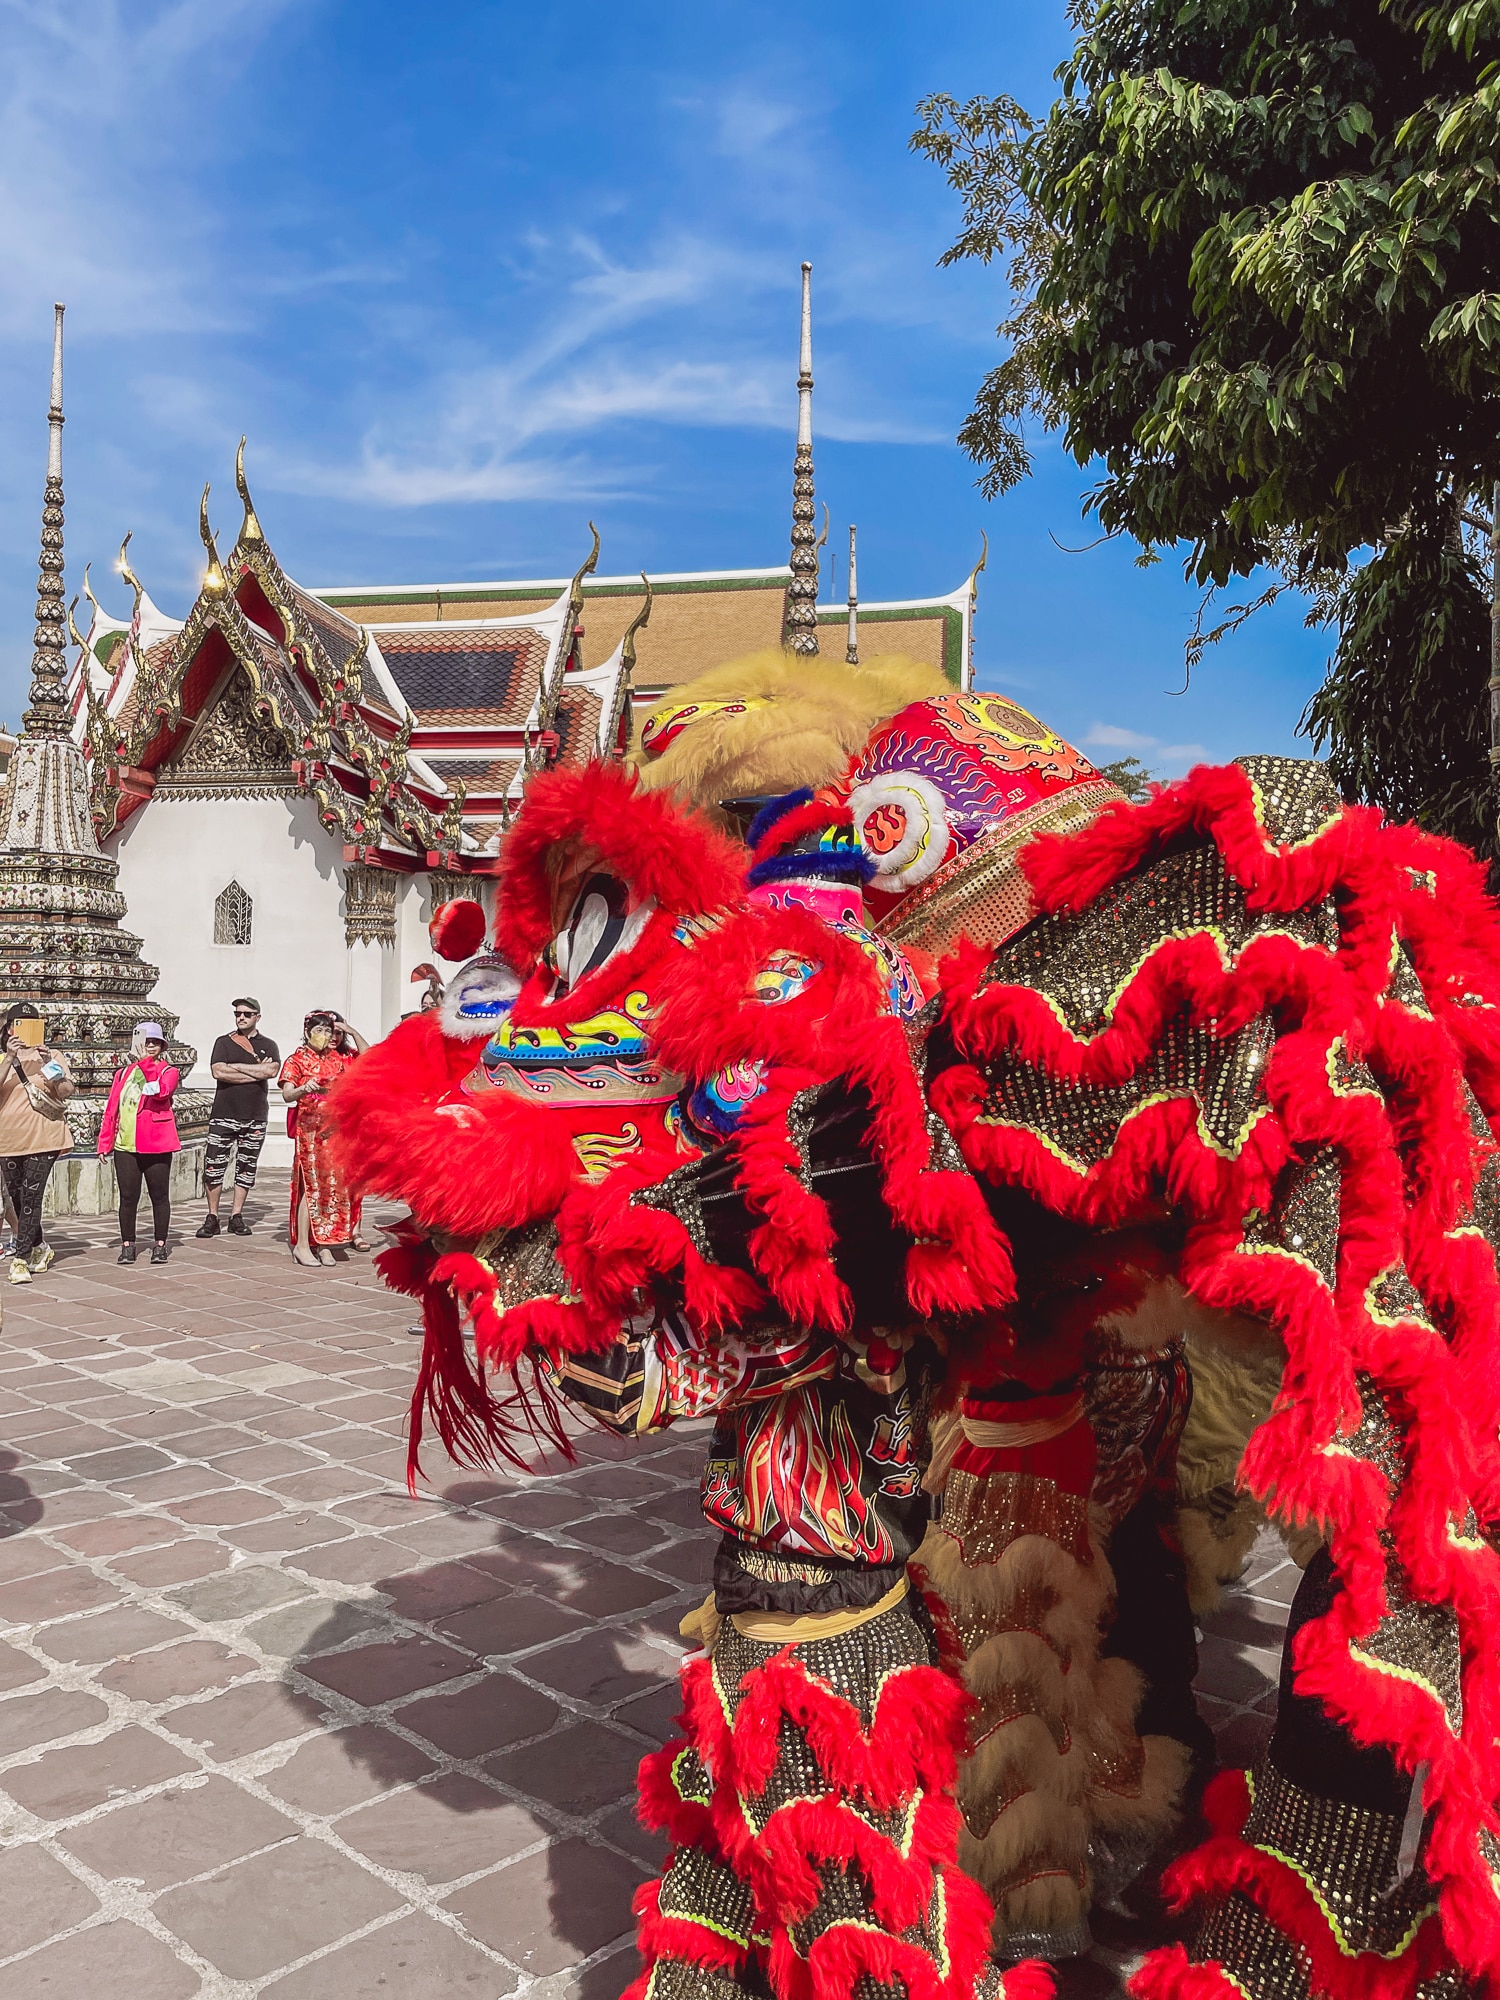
[{"xmin": 97, "ymin": 1022, "xmax": 181, "ymax": 1265}]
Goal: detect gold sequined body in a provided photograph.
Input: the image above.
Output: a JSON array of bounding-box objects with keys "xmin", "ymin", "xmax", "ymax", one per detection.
[
  {"xmin": 637, "ymin": 1595, "xmax": 1003, "ymax": 1999},
  {"xmin": 938, "ymin": 756, "xmax": 1500, "ymax": 1995}
]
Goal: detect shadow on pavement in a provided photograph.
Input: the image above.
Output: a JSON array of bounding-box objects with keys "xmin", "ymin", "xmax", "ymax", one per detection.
[
  {"xmin": 279, "ymin": 1537, "xmax": 682, "ymax": 1981},
  {"xmin": 0, "ymin": 1445, "xmax": 42, "ymax": 1534}
]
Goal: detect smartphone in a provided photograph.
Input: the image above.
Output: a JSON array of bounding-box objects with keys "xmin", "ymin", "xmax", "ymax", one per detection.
[{"xmin": 11, "ymin": 1019, "xmax": 44, "ymax": 1047}]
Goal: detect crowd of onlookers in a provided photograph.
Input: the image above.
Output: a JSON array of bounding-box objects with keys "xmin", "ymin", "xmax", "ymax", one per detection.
[{"xmin": 0, "ymin": 998, "xmax": 368, "ymax": 1282}]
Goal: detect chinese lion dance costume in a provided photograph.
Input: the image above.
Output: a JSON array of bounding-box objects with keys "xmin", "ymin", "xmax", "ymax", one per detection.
[{"xmin": 331, "ymin": 638, "xmax": 1500, "ymax": 2000}]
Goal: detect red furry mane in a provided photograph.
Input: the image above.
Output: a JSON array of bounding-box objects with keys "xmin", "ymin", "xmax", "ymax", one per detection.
[{"xmin": 495, "ymin": 760, "xmax": 747, "ymax": 972}]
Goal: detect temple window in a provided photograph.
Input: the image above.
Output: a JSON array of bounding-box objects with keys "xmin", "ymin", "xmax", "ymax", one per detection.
[{"xmin": 213, "ymin": 880, "xmax": 253, "ymax": 947}]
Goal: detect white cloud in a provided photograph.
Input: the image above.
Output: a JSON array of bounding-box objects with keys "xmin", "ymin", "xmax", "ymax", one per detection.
[
  {"xmin": 0, "ymin": 0, "xmax": 297, "ymax": 338},
  {"xmin": 1084, "ymin": 723, "xmax": 1155, "ymax": 751},
  {"xmin": 265, "ymin": 235, "xmax": 944, "ymax": 510},
  {"xmin": 1087, "ymin": 724, "xmax": 1207, "ymax": 779},
  {"xmin": 710, "ymin": 88, "xmax": 802, "ymax": 164}
]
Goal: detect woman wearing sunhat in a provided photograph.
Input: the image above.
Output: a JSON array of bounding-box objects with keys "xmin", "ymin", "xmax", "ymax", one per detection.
[{"xmin": 97, "ymin": 1023, "xmax": 181, "ymax": 1265}]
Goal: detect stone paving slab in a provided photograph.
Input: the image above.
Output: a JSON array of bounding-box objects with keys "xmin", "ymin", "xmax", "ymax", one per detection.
[{"xmin": 0, "ymin": 1173, "xmax": 1295, "ymax": 1998}]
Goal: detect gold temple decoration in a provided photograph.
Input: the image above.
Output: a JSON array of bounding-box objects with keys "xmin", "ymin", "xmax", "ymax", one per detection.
[
  {"xmin": 965, "ymin": 532, "xmax": 988, "ymax": 692},
  {"xmin": 235, "ymin": 435, "xmax": 264, "ymax": 544},
  {"xmin": 611, "ymin": 572, "xmax": 655, "ymax": 754},
  {"xmin": 198, "ymin": 484, "xmax": 227, "ymax": 596}
]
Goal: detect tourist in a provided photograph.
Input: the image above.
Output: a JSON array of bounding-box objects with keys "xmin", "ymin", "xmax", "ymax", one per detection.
[
  {"xmin": 279, "ymin": 1011, "xmax": 368, "ymax": 1267},
  {"xmin": 0, "ymin": 1002, "xmax": 75, "ymax": 1285},
  {"xmin": 198, "ymin": 997, "xmax": 279, "ymax": 1239},
  {"xmin": 97, "ymin": 1023, "xmax": 181, "ymax": 1266}
]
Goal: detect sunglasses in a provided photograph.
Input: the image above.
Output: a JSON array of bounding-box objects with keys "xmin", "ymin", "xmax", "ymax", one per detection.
[{"xmin": 233, "ymin": 1009, "xmax": 258, "ymax": 1018}]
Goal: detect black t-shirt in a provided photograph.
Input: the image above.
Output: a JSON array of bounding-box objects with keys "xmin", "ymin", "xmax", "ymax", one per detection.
[{"xmin": 209, "ymin": 1032, "xmax": 280, "ymax": 1121}]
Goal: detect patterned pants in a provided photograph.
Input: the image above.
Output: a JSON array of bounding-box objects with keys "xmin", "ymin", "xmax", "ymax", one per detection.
[
  {"xmin": 628, "ymin": 1592, "xmax": 1022, "ymax": 2000},
  {"xmin": 2, "ymin": 1153, "xmax": 54, "ymax": 1258},
  {"xmin": 204, "ymin": 1116, "xmax": 267, "ymax": 1191}
]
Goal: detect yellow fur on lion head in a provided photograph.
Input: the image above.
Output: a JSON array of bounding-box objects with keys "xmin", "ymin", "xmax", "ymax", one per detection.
[{"xmin": 630, "ymin": 650, "xmax": 949, "ymax": 809}]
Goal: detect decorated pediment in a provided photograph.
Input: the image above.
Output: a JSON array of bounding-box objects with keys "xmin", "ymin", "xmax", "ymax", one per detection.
[{"xmin": 152, "ymin": 666, "xmax": 298, "ymax": 797}]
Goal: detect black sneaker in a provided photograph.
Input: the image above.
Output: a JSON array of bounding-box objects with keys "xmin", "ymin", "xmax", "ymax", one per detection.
[
  {"xmin": 226, "ymin": 1214, "xmax": 252, "ymax": 1236},
  {"xmin": 117, "ymin": 1242, "xmax": 137, "ymax": 1264},
  {"xmin": 150, "ymin": 1242, "xmax": 169, "ymax": 1265},
  {"xmin": 195, "ymin": 1215, "xmax": 220, "ymax": 1238}
]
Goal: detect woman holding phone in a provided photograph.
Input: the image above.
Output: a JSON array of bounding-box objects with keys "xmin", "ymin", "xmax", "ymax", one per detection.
[
  {"xmin": 0, "ymin": 1002, "xmax": 75, "ymax": 1284},
  {"xmin": 97, "ymin": 1023, "xmax": 181, "ymax": 1264}
]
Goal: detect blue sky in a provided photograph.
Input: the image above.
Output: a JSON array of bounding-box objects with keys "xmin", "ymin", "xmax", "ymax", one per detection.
[{"xmin": 0, "ymin": 0, "xmax": 1328, "ymax": 776}]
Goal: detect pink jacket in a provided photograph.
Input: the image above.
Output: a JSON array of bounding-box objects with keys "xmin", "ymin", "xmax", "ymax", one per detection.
[{"xmin": 97, "ymin": 1059, "xmax": 182, "ymax": 1156}]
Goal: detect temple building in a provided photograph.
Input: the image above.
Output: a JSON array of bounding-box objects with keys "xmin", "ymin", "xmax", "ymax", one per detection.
[{"xmin": 48, "ymin": 265, "xmax": 983, "ymax": 1158}]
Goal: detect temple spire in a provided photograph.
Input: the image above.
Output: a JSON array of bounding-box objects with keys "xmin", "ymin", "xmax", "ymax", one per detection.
[
  {"xmin": 23, "ymin": 304, "xmax": 70, "ymax": 739},
  {"xmin": 235, "ymin": 436, "xmax": 265, "ymax": 544},
  {"xmin": 785, "ymin": 262, "xmax": 819, "ymax": 655},
  {"xmin": 845, "ymin": 524, "xmax": 859, "ymax": 665}
]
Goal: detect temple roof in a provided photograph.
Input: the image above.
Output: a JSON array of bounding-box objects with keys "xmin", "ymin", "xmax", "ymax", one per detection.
[
  {"xmin": 317, "ymin": 564, "xmax": 977, "ymax": 691},
  {"xmin": 373, "ymin": 617, "xmax": 560, "ymax": 728},
  {"xmin": 69, "ymin": 458, "xmax": 980, "ymax": 869}
]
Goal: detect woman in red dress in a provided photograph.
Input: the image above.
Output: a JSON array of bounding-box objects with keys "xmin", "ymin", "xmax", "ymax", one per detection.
[{"xmin": 278, "ymin": 1011, "xmax": 369, "ymax": 1265}]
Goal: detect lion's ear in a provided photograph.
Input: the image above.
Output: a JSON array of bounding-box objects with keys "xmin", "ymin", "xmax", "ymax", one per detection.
[{"xmin": 430, "ymin": 899, "xmax": 487, "ymax": 963}]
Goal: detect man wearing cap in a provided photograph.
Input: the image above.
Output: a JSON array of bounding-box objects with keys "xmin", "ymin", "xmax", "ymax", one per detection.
[{"xmin": 198, "ymin": 999, "xmax": 279, "ymax": 1238}]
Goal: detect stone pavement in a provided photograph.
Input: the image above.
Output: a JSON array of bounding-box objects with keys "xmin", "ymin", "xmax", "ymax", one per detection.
[{"xmin": 0, "ymin": 1171, "xmax": 1294, "ymax": 1998}]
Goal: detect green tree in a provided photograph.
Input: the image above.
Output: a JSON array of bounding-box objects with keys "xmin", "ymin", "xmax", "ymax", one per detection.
[
  {"xmin": 913, "ymin": 0, "xmax": 1500, "ymax": 857},
  {"xmin": 1097, "ymin": 753, "xmax": 1158, "ymax": 799}
]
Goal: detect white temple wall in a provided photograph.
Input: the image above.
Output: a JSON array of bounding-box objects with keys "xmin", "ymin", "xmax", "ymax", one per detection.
[
  {"xmin": 112, "ymin": 794, "xmax": 349, "ymax": 1168},
  {"xmin": 109, "ymin": 801, "xmax": 474, "ymax": 1174},
  {"xmin": 390, "ymin": 872, "xmax": 431, "ymax": 1022}
]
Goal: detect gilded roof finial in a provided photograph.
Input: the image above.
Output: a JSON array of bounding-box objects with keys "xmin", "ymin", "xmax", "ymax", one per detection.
[
  {"xmin": 784, "ymin": 262, "xmax": 819, "ymax": 656},
  {"xmin": 23, "ymin": 303, "xmax": 71, "ymax": 739},
  {"xmin": 199, "ymin": 484, "xmax": 227, "ymax": 596},
  {"xmin": 614, "ymin": 574, "xmax": 655, "ymax": 754},
  {"xmin": 567, "ymin": 521, "xmax": 602, "ymax": 661},
  {"xmin": 116, "ymin": 531, "xmax": 145, "ymax": 617},
  {"xmin": 529, "ymin": 523, "xmax": 602, "ymax": 770},
  {"xmin": 845, "ymin": 525, "xmax": 859, "ymax": 665},
  {"xmin": 965, "ymin": 532, "xmax": 988, "ymax": 692},
  {"xmin": 235, "ymin": 436, "xmax": 264, "ymax": 544},
  {"xmin": 81, "ymin": 561, "xmax": 104, "ymax": 627}
]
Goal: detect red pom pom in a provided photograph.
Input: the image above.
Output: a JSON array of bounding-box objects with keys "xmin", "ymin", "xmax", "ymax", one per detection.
[{"xmin": 430, "ymin": 899, "xmax": 487, "ymax": 962}]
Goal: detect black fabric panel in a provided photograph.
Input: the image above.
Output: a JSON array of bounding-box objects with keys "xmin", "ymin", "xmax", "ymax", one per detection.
[
  {"xmin": 1103, "ymin": 1490, "xmax": 1216, "ymax": 1768},
  {"xmin": 693, "ymin": 1079, "xmax": 913, "ymax": 1327},
  {"xmin": 1268, "ymin": 1547, "xmax": 1412, "ymax": 1816}
]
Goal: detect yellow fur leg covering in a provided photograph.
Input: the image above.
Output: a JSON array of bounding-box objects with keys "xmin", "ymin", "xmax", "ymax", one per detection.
[
  {"xmin": 916, "ymin": 1493, "xmax": 1183, "ymax": 1959},
  {"xmin": 1175, "ymin": 1325, "xmax": 1286, "ymax": 1612}
]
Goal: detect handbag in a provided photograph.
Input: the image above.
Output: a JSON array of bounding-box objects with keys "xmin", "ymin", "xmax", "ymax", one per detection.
[{"xmin": 7, "ymin": 1052, "xmax": 65, "ymax": 1119}]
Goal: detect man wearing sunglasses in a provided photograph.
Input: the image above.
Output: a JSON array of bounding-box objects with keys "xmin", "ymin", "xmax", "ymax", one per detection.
[{"xmin": 198, "ymin": 998, "xmax": 279, "ymax": 1238}]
